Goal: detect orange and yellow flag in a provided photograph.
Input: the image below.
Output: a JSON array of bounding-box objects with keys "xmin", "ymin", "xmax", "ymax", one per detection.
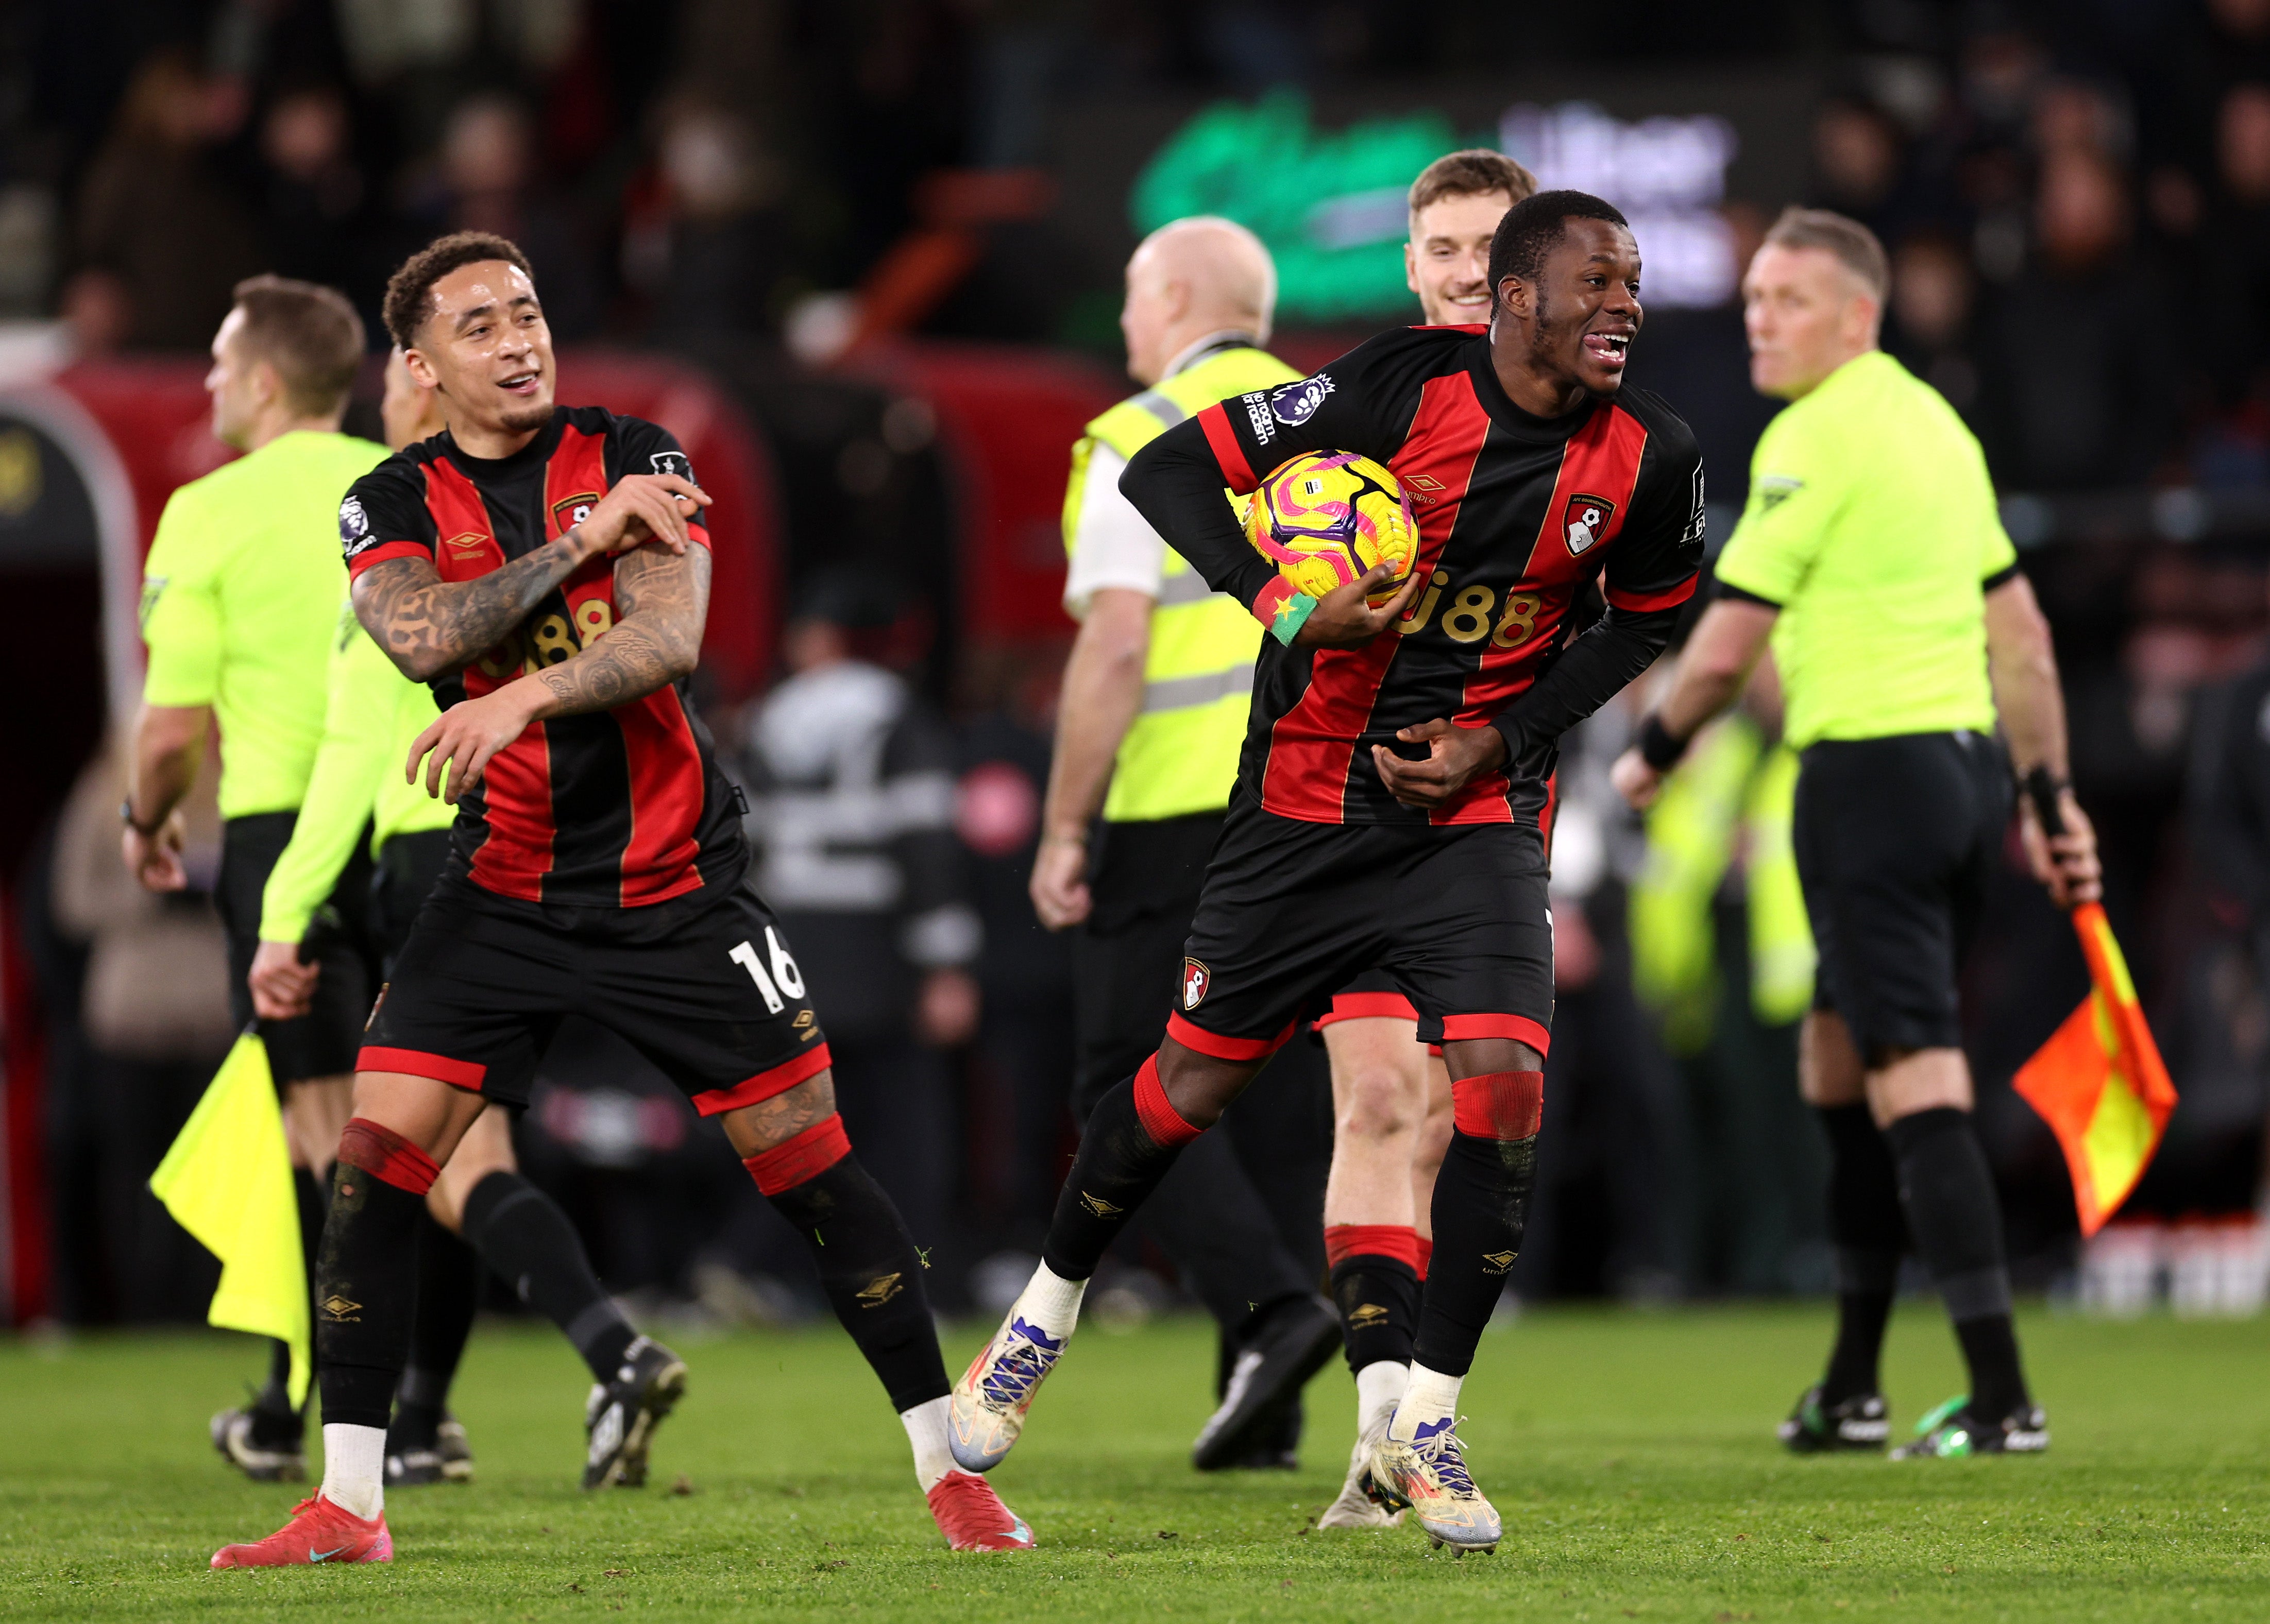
[{"xmin": 2012, "ymin": 902, "xmax": 2178, "ymax": 1237}]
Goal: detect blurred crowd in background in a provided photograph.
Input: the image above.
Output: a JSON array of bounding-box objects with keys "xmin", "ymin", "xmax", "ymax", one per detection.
[{"xmin": 8, "ymin": 0, "xmax": 2270, "ymax": 1335}]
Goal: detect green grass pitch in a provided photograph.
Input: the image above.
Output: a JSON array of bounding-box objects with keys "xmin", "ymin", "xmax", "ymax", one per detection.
[{"xmin": 3, "ymin": 1305, "xmax": 2264, "ymax": 1621}]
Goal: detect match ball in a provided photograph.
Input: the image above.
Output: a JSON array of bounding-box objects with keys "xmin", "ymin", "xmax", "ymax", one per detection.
[{"xmin": 1242, "ymin": 450, "xmax": 1419, "ymax": 607}]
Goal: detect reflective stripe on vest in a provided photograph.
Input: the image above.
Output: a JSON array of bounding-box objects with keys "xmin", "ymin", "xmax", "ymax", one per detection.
[{"xmin": 1062, "ymin": 344, "xmax": 1300, "ymax": 823}]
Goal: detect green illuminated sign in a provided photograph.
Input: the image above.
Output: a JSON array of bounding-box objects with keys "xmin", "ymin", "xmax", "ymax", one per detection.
[{"xmin": 1131, "ymin": 91, "xmax": 1482, "ymax": 323}]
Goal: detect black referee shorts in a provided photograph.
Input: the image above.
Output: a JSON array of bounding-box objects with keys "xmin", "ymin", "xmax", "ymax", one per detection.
[
  {"xmin": 1173, "ymin": 790, "xmax": 1554, "ymax": 1061},
  {"xmin": 215, "ymin": 812, "xmax": 375, "ymax": 1086},
  {"xmin": 360, "ymin": 867, "xmax": 832, "ymax": 1116},
  {"xmin": 1792, "ymin": 729, "xmax": 2010, "ymax": 1059}
]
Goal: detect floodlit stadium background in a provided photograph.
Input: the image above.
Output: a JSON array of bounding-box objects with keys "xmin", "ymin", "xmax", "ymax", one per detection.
[{"xmin": 1, "ymin": 0, "xmax": 2264, "ymax": 1334}]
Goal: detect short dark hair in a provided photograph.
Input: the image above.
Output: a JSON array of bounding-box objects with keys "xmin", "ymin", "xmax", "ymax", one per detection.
[
  {"xmin": 1408, "ymin": 149, "xmax": 1537, "ymax": 226},
  {"xmin": 1487, "ymin": 190, "xmax": 1632, "ymax": 304},
  {"xmin": 1761, "ymin": 206, "xmax": 1889, "ymax": 301},
  {"xmin": 228, "ymin": 275, "xmax": 365, "ymax": 416},
  {"xmin": 382, "ymin": 231, "xmax": 536, "ymax": 349}
]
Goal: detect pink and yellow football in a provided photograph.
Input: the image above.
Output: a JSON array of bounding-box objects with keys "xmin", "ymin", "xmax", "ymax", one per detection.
[{"xmin": 1242, "ymin": 450, "xmax": 1419, "ymax": 607}]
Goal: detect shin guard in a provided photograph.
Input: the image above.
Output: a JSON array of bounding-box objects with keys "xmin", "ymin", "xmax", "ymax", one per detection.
[
  {"xmin": 1414, "ymin": 1071, "xmax": 1543, "ymax": 1379},
  {"xmin": 1041, "ymin": 1055, "xmax": 1205, "ymax": 1284},
  {"xmin": 317, "ymin": 1120, "xmax": 437, "ymax": 1431},
  {"xmin": 748, "ymin": 1116, "xmax": 950, "ymax": 1413}
]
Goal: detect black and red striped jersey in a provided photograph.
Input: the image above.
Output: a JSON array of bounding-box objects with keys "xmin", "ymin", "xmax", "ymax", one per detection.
[
  {"xmin": 339, "ymin": 405, "xmax": 747, "ymax": 910},
  {"xmin": 1123, "ymin": 323, "xmax": 1704, "ymax": 828}
]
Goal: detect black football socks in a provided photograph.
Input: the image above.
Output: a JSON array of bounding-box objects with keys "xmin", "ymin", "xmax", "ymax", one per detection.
[
  {"xmin": 1041, "ymin": 1055, "xmax": 1207, "ymax": 1284},
  {"xmin": 1818, "ymin": 1103, "xmax": 1906, "ymax": 1404},
  {"xmin": 1884, "ymin": 1106, "xmax": 2030, "ymax": 1421},
  {"xmin": 317, "ymin": 1121, "xmax": 438, "ymax": 1431},
  {"xmin": 246, "ymin": 1166, "xmax": 332, "ymax": 1445},
  {"xmin": 1412, "ymin": 1072, "xmax": 1543, "ymax": 1378},
  {"xmin": 459, "ymin": 1170, "xmax": 637, "ymax": 1383},
  {"xmin": 1325, "ymin": 1225, "xmax": 1422, "ymax": 1375},
  {"xmin": 743, "ymin": 1115, "xmax": 948, "ymax": 1411},
  {"xmin": 393, "ymin": 1211, "xmax": 481, "ymax": 1449}
]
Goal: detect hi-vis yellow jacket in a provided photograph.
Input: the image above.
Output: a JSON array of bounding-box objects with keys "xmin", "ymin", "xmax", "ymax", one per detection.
[{"xmin": 1061, "ymin": 343, "xmax": 1298, "ymax": 823}]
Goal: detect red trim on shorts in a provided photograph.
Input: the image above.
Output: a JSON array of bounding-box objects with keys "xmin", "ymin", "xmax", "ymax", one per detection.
[
  {"xmin": 1439, "ymin": 1013, "xmax": 1552, "ymax": 1056},
  {"xmin": 1604, "ymin": 573, "xmax": 1699, "ymax": 613},
  {"xmin": 335, "ymin": 1117, "xmax": 440, "ymax": 1195},
  {"xmin": 1452, "ymin": 1070, "xmax": 1545, "ymax": 1141},
  {"xmin": 1324, "ymin": 1223, "xmax": 1423, "ymax": 1271},
  {"xmin": 1132, "ymin": 1055, "xmax": 1205, "ymax": 1148},
  {"xmin": 742, "ymin": 1114, "xmax": 852, "ymax": 1195},
  {"xmin": 345, "ymin": 539, "xmax": 431, "ymax": 579},
  {"xmin": 690, "ymin": 1042, "xmax": 833, "ymax": 1118},
  {"xmin": 1197, "ymin": 401, "xmax": 1259, "ymax": 492},
  {"xmin": 1414, "ymin": 1235, "xmax": 1433, "ymax": 1280},
  {"xmin": 1165, "ymin": 1012, "xmax": 1295, "ymax": 1062},
  {"xmin": 1315, "ymin": 990, "xmax": 1419, "ymax": 1028},
  {"xmin": 357, "ymin": 1045, "xmax": 487, "ymax": 1091}
]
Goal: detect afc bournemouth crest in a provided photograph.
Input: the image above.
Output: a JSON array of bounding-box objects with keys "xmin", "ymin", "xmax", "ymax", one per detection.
[
  {"xmin": 551, "ymin": 490, "xmax": 601, "ymax": 533},
  {"xmin": 1563, "ymin": 493, "xmax": 1615, "ymax": 556},
  {"xmin": 1181, "ymin": 957, "xmax": 1211, "ymax": 1011}
]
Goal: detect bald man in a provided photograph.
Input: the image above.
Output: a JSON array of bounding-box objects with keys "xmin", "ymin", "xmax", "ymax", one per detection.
[{"xmin": 1032, "ymin": 216, "xmax": 1341, "ymax": 1472}]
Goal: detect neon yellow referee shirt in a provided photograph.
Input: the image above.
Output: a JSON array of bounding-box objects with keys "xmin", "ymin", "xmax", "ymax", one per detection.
[
  {"xmin": 140, "ymin": 430, "xmax": 388, "ymax": 819},
  {"xmin": 258, "ymin": 600, "xmax": 451, "ymax": 944},
  {"xmin": 1713, "ymin": 350, "xmax": 2017, "ymax": 750}
]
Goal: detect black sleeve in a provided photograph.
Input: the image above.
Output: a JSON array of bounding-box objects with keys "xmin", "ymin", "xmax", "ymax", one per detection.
[
  {"xmin": 340, "ymin": 458, "xmax": 437, "ymax": 578},
  {"xmin": 1487, "ymin": 408, "xmax": 1704, "ymax": 762},
  {"xmin": 608, "ymin": 416, "xmax": 709, "ymax": 543},
  {"xmin": 1119, "ymin": 331, "xmax": 1435, "ymax": 630}
]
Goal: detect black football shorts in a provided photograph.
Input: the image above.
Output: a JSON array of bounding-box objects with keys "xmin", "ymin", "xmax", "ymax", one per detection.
[
  {"xmin": 218, "ymin": 811, "xmax": 376, "ymax": 1086},
  {"xmin": 1171, "ymin": 790, "xmax": 1554, "ymax": 1061},
  {"xmin": 1792, "ymin": 729, "xmax": 2009, "ymax": 1058},
  {"xmin": 359, "ymin": 869, "xmax": 832, "ymax": 1115}
]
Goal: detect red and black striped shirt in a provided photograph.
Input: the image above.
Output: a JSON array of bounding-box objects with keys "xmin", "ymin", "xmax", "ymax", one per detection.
[
  {"xmin": 340, "ymin": 405, "xmax": 747, "ymax": 909},
  {"xmin": 1122, "ymin": 324, "xmax": 1704, "ymax": 828}
]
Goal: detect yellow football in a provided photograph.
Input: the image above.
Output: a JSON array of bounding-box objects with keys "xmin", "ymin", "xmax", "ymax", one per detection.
[{"xmin": 1242, "ymin": 450, "xmax": 1419, "ymax": 607}]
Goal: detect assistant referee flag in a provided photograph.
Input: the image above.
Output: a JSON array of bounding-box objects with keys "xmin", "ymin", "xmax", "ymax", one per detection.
[
  {"xmin": 2013, "ymin": 904, "xmax": 2178, "ymax": 1236},
  {"xmin": 149, "ymin": 1033, "xmax": 309, "ymax": 1405}
]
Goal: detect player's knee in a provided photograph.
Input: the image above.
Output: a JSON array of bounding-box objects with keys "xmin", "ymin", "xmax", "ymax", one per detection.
[
  {"xmin": 1335, "ymin": 1068, "xmax": 1418, "ymax": 1144},
  {"xmin": 720, "ymin": 1072, "xmax": 838, "ymax": 1160},
  {"xmin": 1153, "ymin": 1041, "xmax": 1250, "ymax": 1129}
]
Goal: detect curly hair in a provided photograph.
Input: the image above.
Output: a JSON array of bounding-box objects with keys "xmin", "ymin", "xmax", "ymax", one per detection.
[
  {"xmin": 1486, "ymin": 190, "xmax": 1632, "ymax": 305},
  {"xmin": 382, "ymin": 231, "xmax": 535, "ymax": 349}
]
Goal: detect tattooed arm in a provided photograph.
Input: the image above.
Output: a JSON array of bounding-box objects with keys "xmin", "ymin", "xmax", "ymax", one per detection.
[
  {"xmin": 404, "ymin": 543, "xmax": 710, "ymax": 801},
  {"xmin": 352, "ymin": 471, "xmax": 710, "ymax": 681}
]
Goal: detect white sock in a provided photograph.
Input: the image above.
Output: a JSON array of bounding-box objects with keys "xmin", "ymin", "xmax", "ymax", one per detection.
[
  {"xmin": 320, "ymin": 1423, "xmax": 386, "ymax": 1520},
  {"xmin": 901, "ymin": 1395, "xmax": 955, "ymax": 1491},
  {"xmin": 1354, "ymin": 1359, "xmax": 1409, "ymax": 1429},
  {"xmin": 1009, "ymin": 1262, "xmax": 1086, "ymax": 1343},
  {"xmin": 1388, "ymin": 1361, "xmax": 1462, "ymax": 1443}
]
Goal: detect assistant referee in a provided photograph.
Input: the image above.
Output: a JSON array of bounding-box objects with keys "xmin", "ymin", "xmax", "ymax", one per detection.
[
  {"xmin": 1612, "ymin": 208, "xmax": 2100, "ymax": 1459},
  {"xmin": 126, "ymin": 275, "xmax": 386, "ymax": 1477}
]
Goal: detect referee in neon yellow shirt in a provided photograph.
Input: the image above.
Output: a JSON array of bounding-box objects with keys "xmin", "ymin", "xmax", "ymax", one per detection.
[
  {"xmin": 1613, "ymin": 209, "xmax": 2102, "ymax": 1460},
  {"xmin": 124, "ymin": 275, "xmax": 386, "ymax": 1478}
]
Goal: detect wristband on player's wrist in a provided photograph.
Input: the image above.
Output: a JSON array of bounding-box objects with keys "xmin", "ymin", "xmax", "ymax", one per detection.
[
  {"xmin": 1266, "ymin": 591, "xmax": 1318, "ymax": 646},
  {"xmin": 1637, "ymin": 712, "xmax": 1690, "ymax": 771}
]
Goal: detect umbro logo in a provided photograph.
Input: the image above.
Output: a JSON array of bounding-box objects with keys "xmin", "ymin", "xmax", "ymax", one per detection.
[
  {"xmin": 320, "ymin": 1294, "xmax": 362, "ymax": 1322},
  {"xmin": 1403, "ymin": 473, "xmax": 1447, "ymax": 506},
  {"xmin": 442, "ymin": 531, "xmax": 492, "ymax": 556},
  {"xmin": 1079, "ymin": 1191, "xmax": 1123, "ymax": 1219},
  {"xmin": 1481, "ymin": 1250, "xmax": 1517, "ymax": 1275},
  {"xmin": 855, "ymin": 1272, "xmax": 904, "ymax": 1307},
  {"xmin": 793, "ymin": 1009, "xmax": 819, "ymax": 1040},
  {"xmin": 1347, "ymin": 1303, "xmax": 1390, "ymax": 1328}
]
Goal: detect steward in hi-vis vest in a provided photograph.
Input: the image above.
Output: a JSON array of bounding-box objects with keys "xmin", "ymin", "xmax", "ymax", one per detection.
[{"xmin": 1058, "ymin": 338, "xmax": 1297, "ymax": 822}]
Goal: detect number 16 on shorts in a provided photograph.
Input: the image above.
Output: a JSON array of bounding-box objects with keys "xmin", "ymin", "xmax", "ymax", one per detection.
[{"xmin": 731, "ymin": 929, "xmax": 806, "ymax": 1013}]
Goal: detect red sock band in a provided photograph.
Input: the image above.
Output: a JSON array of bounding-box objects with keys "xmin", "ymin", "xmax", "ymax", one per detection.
[
  {"xmin": 743, "ymin": 1114, "xmax": 853, "ymax": 1195},
  {"xmin": 1452, "ymin": 1070, "xmax": 1545, "ymax": 1140},
  {"xmin": 1324, "ymin": 1223, "xmax": 1424, "ymax": 1271},
  {"xmin": 1414, "ymin": 1235, "xmax": 1433, "ymax": 1280},
  {"xmin": 335, "ymin": 1118, "xmax": 440, "ymax": 1196},
  {"xmin": 1132, "ymin": 1055, "xmax": 1205, "ymax": 1148}
]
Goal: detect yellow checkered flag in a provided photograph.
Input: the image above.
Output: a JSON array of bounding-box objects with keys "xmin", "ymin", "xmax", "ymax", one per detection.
[{"xmin": 149, "ymin": 1032, "xmax": 309, "ymax": 1406}]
